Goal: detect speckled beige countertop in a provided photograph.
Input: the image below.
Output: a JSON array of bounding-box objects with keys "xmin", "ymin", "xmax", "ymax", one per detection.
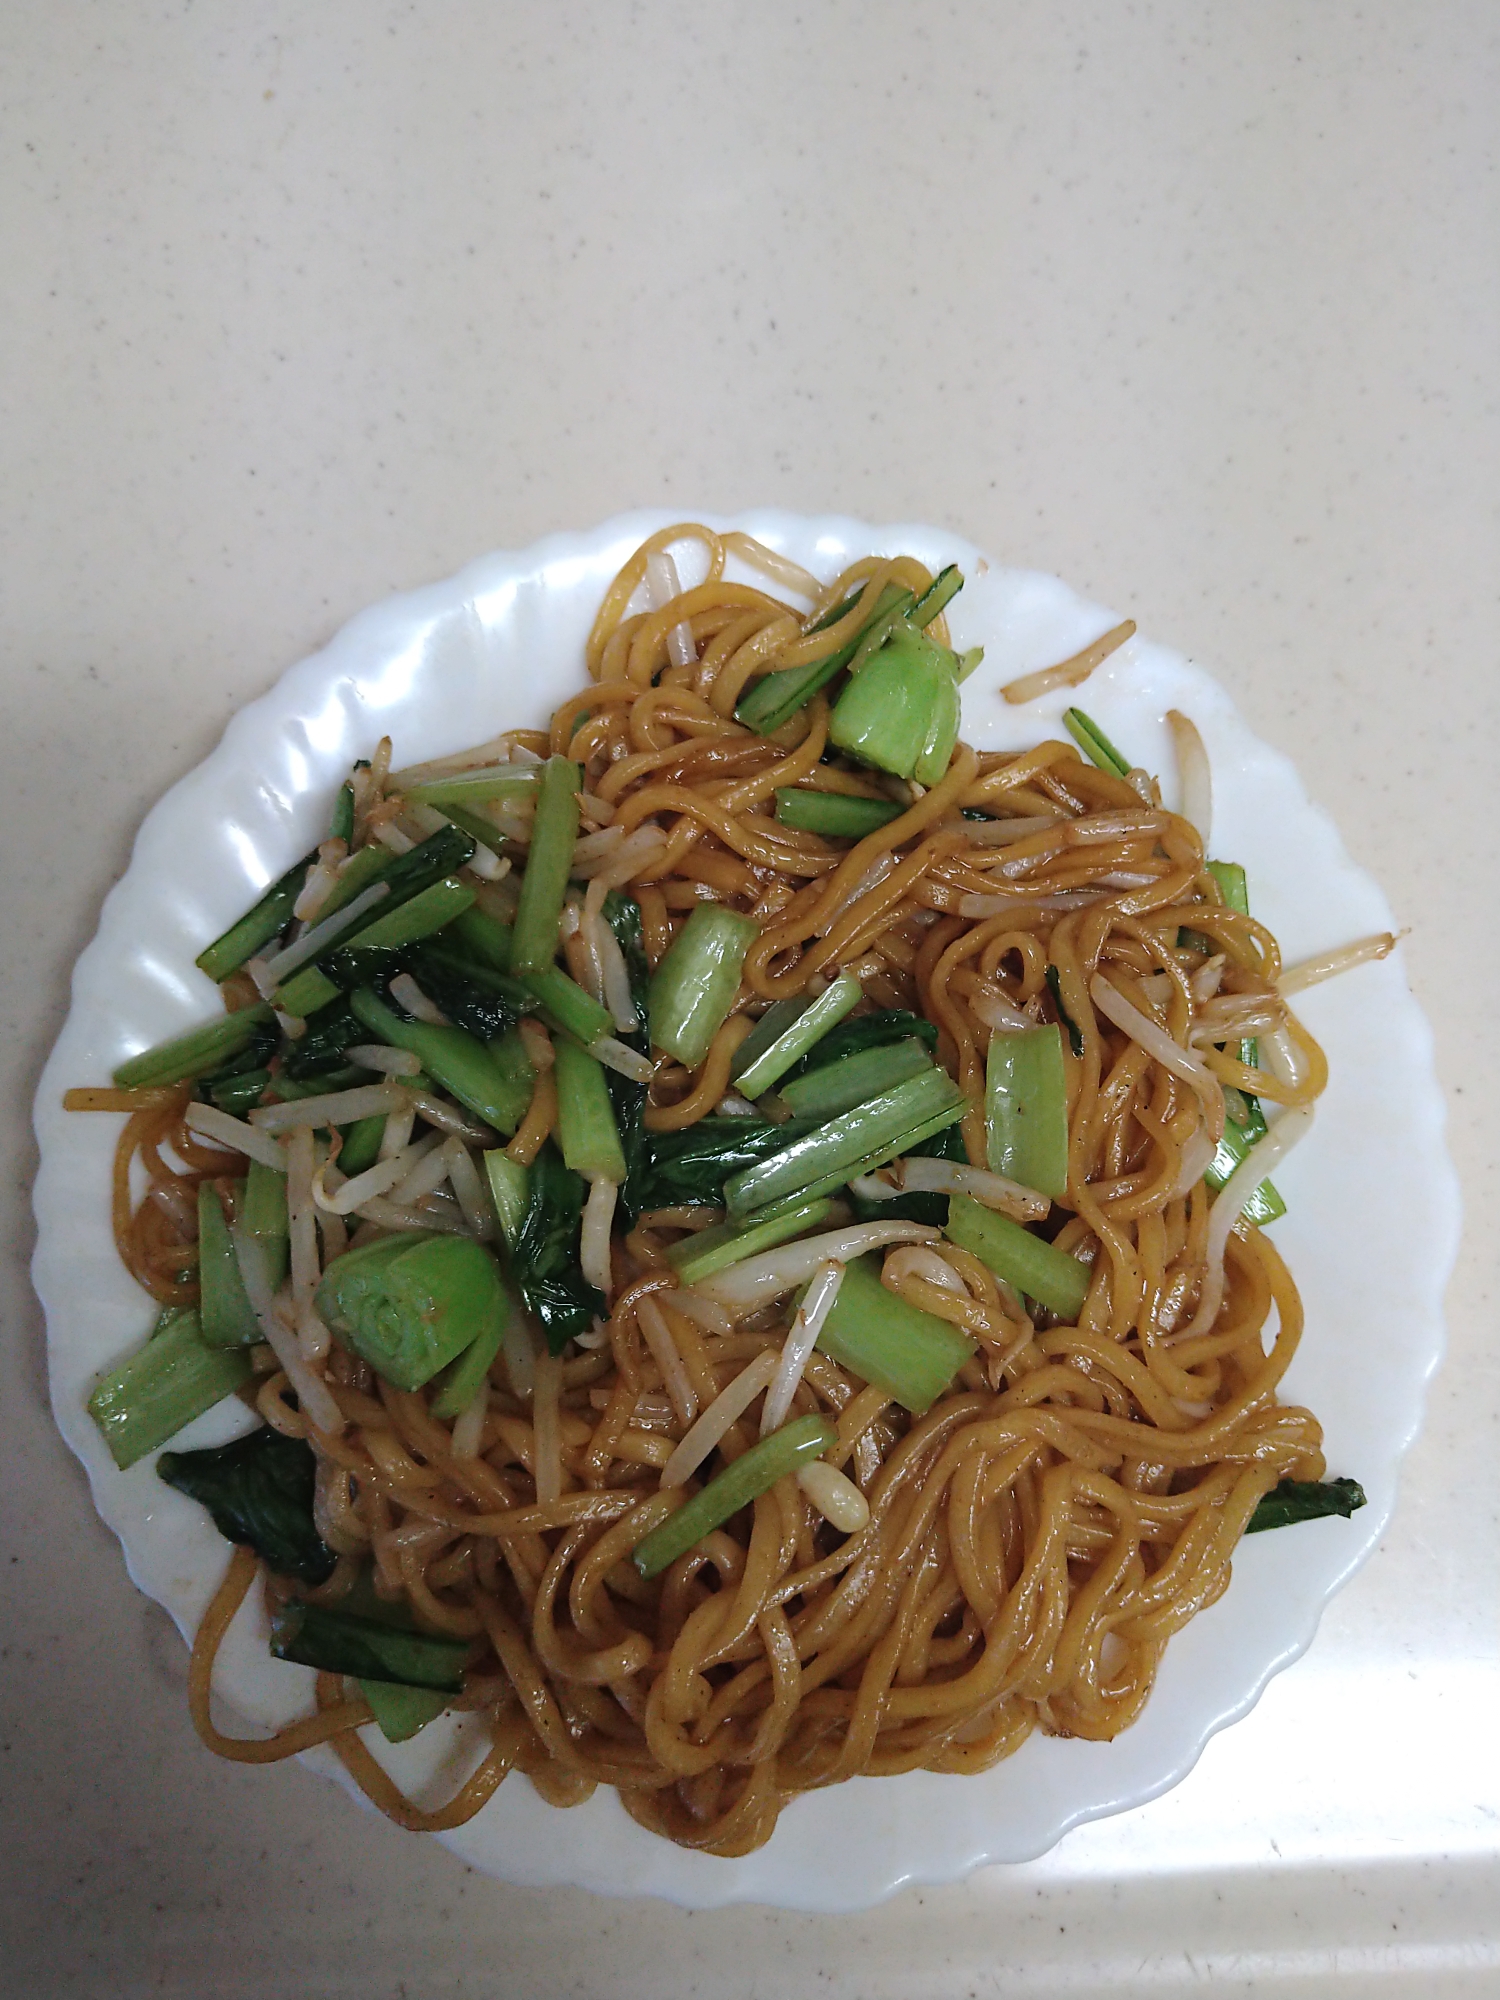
[{"xmin": 3, "ymin": 5, "xmax": 1497, "ymax": 1995}]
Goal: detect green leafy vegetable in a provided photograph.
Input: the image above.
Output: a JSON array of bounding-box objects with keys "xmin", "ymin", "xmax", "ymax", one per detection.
[
  {"xmin": 732, "ymin": 972, "xmax": 863, "ymax": 1100},
  {"xmin": 828, "ymin": 624, "xmax": 961, "ymax": 784},
  {"xmin": 772, "ymin": 789, "xmax": 904, "ymax": 839},
  {"xmin": 632, "ymin": 1414, "xmax": 837, "ymax": 1579},
  {"xmin": 509, "ymin": 1142, "xmax": 606, "ymax": 1352},
  {"xmin": 779, "ymin": 1008, "xmax": 938, "ymax": 1084},
  {"xmin": 648, "ymin": 905, "xmax": 758, "ymax": 1069},
  {"xmin": 269, "ymin": 1601, "xmax": 470, "ymax": 1691},
  {"xmin": 945, "ymin": 1194, "xmax": 1091, "ymax": 1320},
  {"xmin": 195, "ymin": 853, "xmax": 317, "ymax": 984},
  {"xmin": 1063, "ymin": 707, "xmax": 1131, "ymax": 780},
  {"xmin": 1245, "ymin": 1477, "xmax": 1367, "ymax": 1533},
  {"xmin": 196, "ymin": 1180, "xmax": 261, "ymax": 1348},
  {"xmin": 814, "ymin": 1253, "xmax": 975, "ymax": 1414},
  {"xmin": 113, "ymin": 1004, "xmax": 276, "ymax": 1091},
  {"xmin": 88, "ymin": 1308, "xmax": 254, "ymax": 1470},
  {"xmin": 1044, "ymin": 966, "xmax": 1084, "ymax": 1058},
  {"xmin": 776, "ymin": 1037, "xmax": 935, "ymax": 1123},
  {"xmin": 510, "ymin": 756, "xmax": 581, "ymax": 975},
  {"xmin": 359, "ymin": 1680, "xmax": 450, "ymax": 1742},
  {"xmin": 985, "ymin": 1023, "xmax": 1070, "ymax": 1200},
  {"xmin": 158, "ymin": 1427, "xmax": 337, "ymax": 1584}
]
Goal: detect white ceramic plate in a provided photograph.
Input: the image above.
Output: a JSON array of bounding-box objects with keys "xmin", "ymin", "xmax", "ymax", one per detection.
[{"xmin": 33, "ymin": 512, "xmax": 1457, "ymax": 1911}]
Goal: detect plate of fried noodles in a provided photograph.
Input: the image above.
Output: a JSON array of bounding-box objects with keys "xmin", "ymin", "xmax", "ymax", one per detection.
[{"xmin": 33, "ymin": 512, "xmax": 1455, "ymax": 1909}]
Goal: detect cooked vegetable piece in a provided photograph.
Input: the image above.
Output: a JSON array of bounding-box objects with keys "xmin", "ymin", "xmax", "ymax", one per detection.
[
  {"xmin": 482, "ymin": 1151, "xmax": 530, "ymax": 1248},
  {"xmin": 329, "ymin": 781, "xmax": 355, "ymax": 844},
  {"xmin": 405, "ymin": 944, "xmax": 530, "ymax": 1042},
  {"xmin": 736, "ymin": 968, "xmax": 864, "ymax": 1096},
  {"xmin": 509, "ymin": 1142, "xmax": 606, "ymax": 1352},
  {"xmin": 1205, "ymin": 1115, "xmax": 1287, "ymax": 1223},
  {"xmin": 315, "ymin": 1231, "xmax": 505, "ymax": 1390},
  {"xmin": 195, "ymin": 852, "xmax": 316, "ymax": 983},
  {"xmin": 359, "ymin": 1680, "xmax": 450, "ymax": 1742},
  {"xmin": 196, "ymin": 1180, "xmax": 261, "ymax": 1348},
  {"xmin": 158, "ymin": 1427, "xmax": 337, "ymax": 1584},
  {"xmin": 621, "ymin": 1114, "xmax": 812, "ymax": 1221},
  {"xmin": 846, "ymin": 1120, "xmax": 966, "ymax": 1227},
  {"xmin": 665, "ymin": 1197, "xmax": 835, "ymax": 1287},
  {"xmin": 772, "ymin": 789, "xmax": 904, "ymax": 839},
  {"xmin": 446, "ymin": 905, "xmax": 615, "ymax": 1047},
  {"xmin": 631, "ymin": 1413, "xmax": 836, "ymax": 1579},
  {"xmin": 336, "ymin": 1112, "xmax": 387, "ymax": 1176},
  {"xmin": 88, "ymin": 1308, "xmax": 253, "ymax": 1471},
  {"xmin": 241, "ymin": 1157, "xmax": 290, "ymax": 1286},
  {"xmin": 428, "ymin": 1283, "xmax": 508, "ymax": 1419},
  {"xmin": 732, "ymin": 972, "xmax": 862, "ymax": 1100},
  {"xmin": 349, "ymin": 985, "xmax": 531, "ymax": 1135},
  {"xmin": 814, "ymin": 1253, "xmax": 975, "ymax": 1415},
  {"xmin": 1063, "ymin": 706, "xmax": 1131, "ymax": 780},
  {"xmin": 985, "ymin": 1025, "xmax": 1069, "ymax": 1200},
  {"xmin": 346, "ymin": 876, "xmax": 474, "ymax": 952},
  {"xmin": 945, "ymin": 1193, "xmax": 1091, "ymax": 1320},
  {"xmin": 724, "ymin": 1067, "xmax": 967, "ymax": 1218},
  {"xmin": 828, "ymin": 624, "xmax": 961, "ymax": 784},
  {"xmin": 269, "ymin": 1601, "xmax": 470, "ymax": 1691},
  {"xmin": 509, "ymin": 756, "xmax": 581, "ymax": 976},
  {"xmin": 113, "ymin": 1003, "xmax": 276, "ymax": 1091},
  {"xmin": 776, "ymin": 1037, "xmax": 934, "ymax": 1123},
  {"xmin": 1245, "ymin": 1477, "xmax": 1366, "ymax": 1533},
  {"xmin": 1044, "ymin": 965, "xmax": 1084, "ymax": 1058},
  {"xmin": 733, "ymin": 582, "xmax": 909, "ymax": 734},
  {"xmin": 648, "ymin": 906, "xmax": 758, "ymax": 1069},
  {"xmin": 406, "ymin": 765, "xmax": 539, "ymax": 808},
  {"xmin": 780, "ymin": 1007, "xmax": 938, "ymax": 1083},
  {"xmin": 552, "ymin": 1038, "xmax": 627, "ymax": 1183}
]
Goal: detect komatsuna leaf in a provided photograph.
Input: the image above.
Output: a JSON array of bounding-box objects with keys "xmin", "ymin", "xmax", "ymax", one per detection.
[{"xmin": 158, "ymin": 1426, "xmax": 337, "ymax": 1584}]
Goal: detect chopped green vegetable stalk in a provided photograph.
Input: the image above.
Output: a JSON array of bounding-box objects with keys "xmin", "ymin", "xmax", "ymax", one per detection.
[
  {"xmin": 431, "ymin": 801, "xmax": 509, "ymax": 856},
  {"xmin": 113, "ymin": 1003, "xmax": 275, "ymax": 1091},
  {"xmin": 196, "ymin": 1181, "xmax": 261, "ymax": 1348},
  {"xmin": 429, "ymin": 1282, "xmax": 508, "ymax": 1420},
  {"xmin": 336, "ymin": 1112, "xmax": 387, "ymax": 1176},
  {"xmin": 733, "ymin": 972, "xmax": 863, "ymax": 1100},
  {"xmin": 158, "ymin": 1427, "xmax": 337, "ymax": 1584},
  {"xmin": 447, "ymin": 905, "xmax": 616, "ymax": 1046},
  {"xmin": 1204, "ymin": 1116, "xmax": 1286, "ymax": 1224},
  {"xmin": 269, "ymin": 1600, "xmax": 470, "ymax": 1691},
  {"xmin": 911, "ymin": 564, "xmax": 963, "ymax": 626},
  {"xmin": 342, "ymin": 875, "xmax": 474, "ymax": 952},
  {"xmin": 349, "ymin": 985, "xmax": 533, "ymax": 1135},
  {"xmin": 1063, "ymin": 707, "xmax": 1131, "ymax": 780},
  {"xmin": 359, "ymin": 1680, "xmax": 450, "ymax": 1742},
  {"xmin": 814, "ymin": 1253, "xmax": 975, "ymax": 1415},
  {"xmin": 632, "ymin": 1413, "xmax": 836, "ymax": 1579},
  {"xmin": 1245, "ymin": 1476, "xmax": 1367, "ymax": 1533},
  {"xmin": 274, "ymin": 966, "xmax": 342, "ymax": 1019},
  {"xmin": 330, "ymin": 782, "xmax": 355, "ymax": 845},
  {"xmin": 776, "ymin": 1037, "xmax": 934, "ymax": 1123},
  {"xmin": 242, "ymin": 1155, "xmax": 289, "ymax": 1242},
  {"xmin": 829, "ymin": 625, "xmax": 961, "ymax": 785},
  {"xmin": 552, "ymin": 1037, "xmax": 627, "ymax": 1183},
  {"xmin": 985, "ymin": 1025, "xmax": 1069, "ymax": 1201},
  {"xmin": 734, "ymin": 582, "xmax": 909, "ymax": 734},
  {"xmin": 209, "ymin": 1067, "xmax": 273, "ymax": 1115},
  {"xmin": 772, "ymin": 789, "xmax": 904, "ymax": 839},
  {"xmin": 315, "ymin": 1230, "xmax": 505, "ymax": 1391},
  {"xmin": 406, "ymin": 765, "xmax": 539, "ymax": 808},
  {"xmin": 482, "ymin": 1151, "xmax": 530, "ymax": 1249},
  {"xmin": 196, "ymin": 854, "xmax": 317, "ymax": 983},
  {"xmin": 509, "ymin": 756, "xmax": 581, "ymax": 976},
  {"xmin": 955, "ymin": 646, "xmax": 985, "ymax": 681},
  {"xmin": 1208, "ymin": 860, "xmax": 1249, "ymax": 915},
  {"xmin": 665, "ymin": 1196, "xmax": 835, "ymax": 1286},
  {"xmin": 88, "ymin": 1308, "xmax": 253, "ymax": 1471},
  {"xmin": 725, "ymin": 1066, "xmax": 966, "ymax": 1218},
  {"xmin": 1044, "ymin": 965, "xmax": 1084, "ymax": 1057},
  {"xmin": 945, "ymin": 1193, "xmax": 1091, "ymax": 1321},
  {"xmin": 648, "ymin": 905, "xmax": 758, "ymax": 1069},
  {"xmin": 316, "ymin": 839, "xmax": 389, "ymax": 918}
]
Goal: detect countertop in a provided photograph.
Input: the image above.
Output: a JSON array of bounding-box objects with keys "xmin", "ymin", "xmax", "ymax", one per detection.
[{"xmin": 2, "ymin": 4, "xmax": 1496, "ymax": 1995}]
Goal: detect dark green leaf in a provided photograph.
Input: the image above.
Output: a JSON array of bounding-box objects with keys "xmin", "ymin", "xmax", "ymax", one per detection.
[
  {"xmin": 158, "ymin": 1427, "xmax": 337, "ymax": 1585},
  {"xmin": 269, "ymin": 1601, "xmax": 470, "ymax": 1691},
  {"xmin": 510, "ymin": 1142, "xmax": 606, "ymax": 1351},
  {"xmin": 277, "ymin": 999, "xmax": 368, "ymax": 1079},
  {"xmin": 847, "ymin": 1118, "xmax": 966, "ymax": 1226},
  {"xmin": 1245, "ymin": 1477, "xmax": 1367, "ymax": 1534}
]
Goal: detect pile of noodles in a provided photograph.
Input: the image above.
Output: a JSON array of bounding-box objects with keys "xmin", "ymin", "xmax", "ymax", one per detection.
[{"xmin": 110, "ymin": 524, "xmax": 1331, "ymax": 1856}]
